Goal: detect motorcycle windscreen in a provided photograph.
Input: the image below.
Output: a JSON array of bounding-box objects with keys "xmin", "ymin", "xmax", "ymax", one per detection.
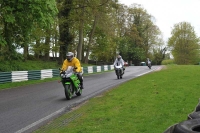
[
  {"xmin": 64, "ymin": 66, "xmax": 74, "ymax": 77},
  {"xmin": 115, "ymin": 64, "xmax": 122, "ymax": 69},
  {"xmin": 66, "ymin": 66, "xmax": 73, "ymax": 72}
]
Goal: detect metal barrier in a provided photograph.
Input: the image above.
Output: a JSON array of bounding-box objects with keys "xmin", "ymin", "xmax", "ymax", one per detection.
[
  {"xmin": 0, "ymin": 65, "xmax": 114, "ymax": 84},
  {"xmin": 0, "ymin": 72, "xmax": 12, "ymax": 83}
]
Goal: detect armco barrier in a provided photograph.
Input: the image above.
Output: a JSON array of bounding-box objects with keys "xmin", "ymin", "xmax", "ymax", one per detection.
[
  {"xmin": 0, "ymin": 65, "xmax": 114, "ymax": 84},
  {"xmin": 0, "ymin": 72, "xmax": 12, "ymax": 83}
]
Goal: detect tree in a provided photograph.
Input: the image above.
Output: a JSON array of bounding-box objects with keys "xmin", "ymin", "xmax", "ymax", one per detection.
[
  {"xmin": 129, "ymin": 4, "xmax": 161, "ymax": 55},
  {"xmin": 124, "ymin": 24, "xmax": 144, "ymax": 65},
  {"xmin": 57, "ymin": 0, "xmax": 73, "ymax": 64},
  {"xmin": 153, "ymin": 47, "xmax": 167, "ymax": 65},
  {"xmin": 151, "ymin": 35, "xmax": 167, "ymax": 65},
  {"xmin": 116, "ymin": 4, "xmax": 163, "ymax": 65},
  {"xmin": 1, "ymin": 0, "xmax": 58, "ymax": 60},
  {"xmin": 168, "ymin": 22, "xmax": 200, "ymax": 64},
  {"xmin": 83, "ymin": 0, "xmax": 118, "ymax": 63}
]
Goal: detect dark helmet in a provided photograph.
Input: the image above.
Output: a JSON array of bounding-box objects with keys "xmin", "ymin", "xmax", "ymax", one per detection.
[
  {"xmin": 117, "ymin": 55, "xmax": 121, "ymax": 61},
  {"xmin": 66, "ymin": 52, "xmax": 74, "ymax": 62}
]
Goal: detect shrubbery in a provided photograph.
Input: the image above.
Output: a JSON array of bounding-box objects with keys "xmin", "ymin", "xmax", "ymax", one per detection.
[
  {"xmin": 0, "ymin": 60, "xmax": 60, "ymax": 72},
  {"xmin": 161, "ymin": 59, "xmax": 175, "ymax": 65}
]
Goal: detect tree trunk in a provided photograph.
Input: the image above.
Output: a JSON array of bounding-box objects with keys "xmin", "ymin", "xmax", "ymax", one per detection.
[
  {"xmin": 58, "ymin": 0, "xmax": 73, "ymax": 65},
  {"xmin": 44, "ymin": 31, "xmax": 51, "ymax": 60},
  {"xmin": 84, "ymin": 15, "xmax": 99, "ymax": 63},
  {"xmin": 23, "ymin": 44, "xmax": 28, "ymax": 61},
  {"xmin": 77, "ymin": 21, "xmax": 84, "ymax": 61},
  {"xmin": 34, "ymin": 39, "xmax": 40, "ymax": 59},
  {"xmin": 4, "ymin": 22, "xmax": 14, "ymax": 60},
  {"xmin": 77, "ymin": 2, "xmax": 85, "ymax": 61},
  {"xmin": 81, "ymin": 41, "xmax": 85, "ymax": 62},
  {"xmin": 54, "ymin": 31, "xmax": 58, "ymax": 58}
]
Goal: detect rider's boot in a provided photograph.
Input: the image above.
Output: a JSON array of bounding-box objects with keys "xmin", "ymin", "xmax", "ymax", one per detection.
[{"xmin": 80, "ymin": 82, "xmax": 84, "ymax": 89}]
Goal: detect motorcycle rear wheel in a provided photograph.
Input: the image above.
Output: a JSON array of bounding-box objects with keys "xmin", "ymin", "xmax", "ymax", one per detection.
[{"xmin": 65, "ymin": 84, "xmax": 73, "ymax": 100}]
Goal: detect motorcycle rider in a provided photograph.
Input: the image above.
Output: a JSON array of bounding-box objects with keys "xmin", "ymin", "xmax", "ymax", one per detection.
[
  {"xmin": 61, "ymin": 52, "xmax": 84, "ymax": 89},
  {"xmin": 146, "ymin": 58, "xmax": 151, "ymax": 67},
  {"xmin": 113, "ymin": 55, "xmax": 125, "ymax": 73}
]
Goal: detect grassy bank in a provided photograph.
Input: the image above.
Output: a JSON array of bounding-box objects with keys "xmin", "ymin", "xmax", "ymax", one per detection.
[
  {"xmin": 0, "ymin": 60, "xmax": 94, "ymax": 72},
  {"xmin": 0, "ymin": 60, "xmax": 61, "ymax": 72},
  {"xmin": 33, "ymin": 65, "xmax": 200, "ymax": 133}
]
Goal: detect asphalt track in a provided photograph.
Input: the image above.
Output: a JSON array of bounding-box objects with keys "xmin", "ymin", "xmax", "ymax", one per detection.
[{"xmin": 0, "ymin": 66, "xmax": 162, "ymax": 133}]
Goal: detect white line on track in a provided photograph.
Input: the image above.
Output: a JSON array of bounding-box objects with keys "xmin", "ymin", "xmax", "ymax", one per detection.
[
  {"xmin": 15, "ymin": 107, "xmax": 66, "ymax": 133},
  {"xmin": 136, "ymin": 66, "xmax": 162, "ymax": 77}
]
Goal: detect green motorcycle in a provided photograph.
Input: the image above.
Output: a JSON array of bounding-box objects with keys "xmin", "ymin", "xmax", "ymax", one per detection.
[{"xmin": 59, "ymin": 66, "xmax": 82, "ymax": 100}]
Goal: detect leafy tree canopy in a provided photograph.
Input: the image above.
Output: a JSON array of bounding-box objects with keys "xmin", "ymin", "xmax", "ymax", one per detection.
[{"xmin": 168, "ymin": 21, "xmax": 200, "ymax": 64}]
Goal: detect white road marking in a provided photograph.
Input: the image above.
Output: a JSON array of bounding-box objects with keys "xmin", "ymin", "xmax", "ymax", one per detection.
[
  {"xmin": 136, "ymin": 66, "xmax": 161, "ymax": 77},
  {"xmin": 15, "ymin": 107, "xmax": 66, "ymax": 133}
]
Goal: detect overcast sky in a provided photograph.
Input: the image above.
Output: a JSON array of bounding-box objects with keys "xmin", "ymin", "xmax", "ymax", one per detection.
[{"xmin": 118, "ymin": 0, "xmax": 200, "ymax": 43}]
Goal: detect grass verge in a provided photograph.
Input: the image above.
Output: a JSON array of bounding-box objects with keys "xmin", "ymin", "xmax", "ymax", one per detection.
[
  {"xmin": 0, "ymin": 60, "xmax": 94, "ymax": 72},
  {"xmin": 33, "ymin": 65, "xmax": 200, "ymax": 133}
]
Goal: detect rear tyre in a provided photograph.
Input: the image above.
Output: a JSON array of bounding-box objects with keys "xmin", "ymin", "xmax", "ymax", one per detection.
[
  {"xmin": 188, "ymin": 111, "xmax": 200, "ymax": 120},
  {"xmin": 174, "ymin": 119, "xmax": 200, "ymax": 133},
  {"xmin": 65, "ymin": 84, "xmax": 73, "ymax": 100}
]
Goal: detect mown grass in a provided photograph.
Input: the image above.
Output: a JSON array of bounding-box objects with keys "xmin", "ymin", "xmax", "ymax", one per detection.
[
  {"xmin": 0, "ymin": 60, "xmax": 61, "ymax": 72},
  {"xmin": 33, "ymin": 65, "xmax": 200, "ymax": 133}
]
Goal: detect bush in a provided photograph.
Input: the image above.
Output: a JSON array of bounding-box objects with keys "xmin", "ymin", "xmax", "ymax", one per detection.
[
  {"xmin": 0, "ymin": 60, "xmax": 60, "ymax": 72},
  {"xmin": 0, "ymin": 61, "xmax": 12, "ymax": 72},
  {"xmin": 161, "ymin": 59, "xmax": 175, "ymax": 65}
]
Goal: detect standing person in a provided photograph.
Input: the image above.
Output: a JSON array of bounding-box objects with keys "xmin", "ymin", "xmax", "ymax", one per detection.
[{"xmin": 61, "ymin": 52, "xmax": 84, "ymax": 89}]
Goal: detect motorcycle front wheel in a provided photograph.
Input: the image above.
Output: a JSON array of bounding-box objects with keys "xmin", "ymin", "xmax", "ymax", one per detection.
[
  {"xmin": 149, "ymin": 66, "xmax": 151, "ymax": 69},
  {"xmin": 148, "ymin": 64, "xmax": 151, "ymax": 69},
  {"xmin": 76, "ymin": 87, "xmax": 82, "ymax": 96},
  {"xmin": 116, "ymin": 70, "xmax": 120, "ymax": 79},
  {"xmin": 65, "ymin": 84, "xmax": 73, "ymax": 100}
]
